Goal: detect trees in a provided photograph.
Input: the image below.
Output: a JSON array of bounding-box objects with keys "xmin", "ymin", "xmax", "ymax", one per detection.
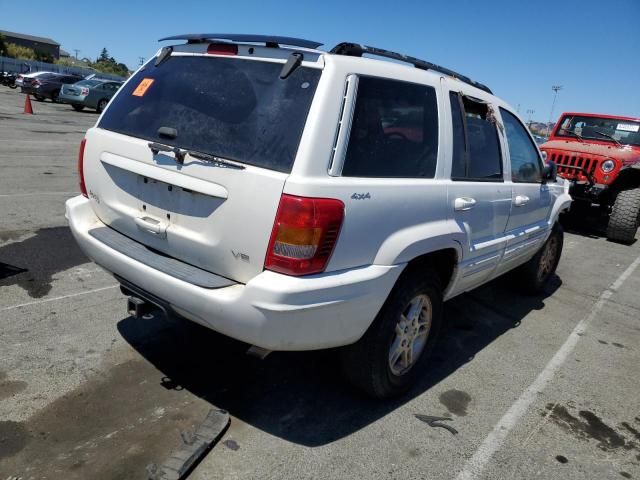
[
  {"xmin": 0, "ymin": 34, "xmax": 7, "ymax": 56},
  {"xmin": 6, "ymin": 43, "xmax": 36, "ymax": 60},
  {"xmin": 90, "ymin": 47, "xmax": 129, "ymax": 77}
]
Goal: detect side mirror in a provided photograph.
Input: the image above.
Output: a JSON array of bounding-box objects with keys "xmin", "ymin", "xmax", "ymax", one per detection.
[
  {"xmin": 542, "ymin": 161, "xmax": 557, "ymax": 183},
  {"xmin": 541, "ymin": 151, "xmax": 548, "ymax": 162}
]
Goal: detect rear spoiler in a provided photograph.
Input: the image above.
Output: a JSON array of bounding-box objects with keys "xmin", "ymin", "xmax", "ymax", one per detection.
[{"xmin": 158, "ymin": 33, "xmax": 322, "ymax": 50}]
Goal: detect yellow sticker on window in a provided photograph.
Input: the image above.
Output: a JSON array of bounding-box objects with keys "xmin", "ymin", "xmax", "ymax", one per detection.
[{"xmin": 132, "ymin": 78, "xmax": 154, "ymax": 97}]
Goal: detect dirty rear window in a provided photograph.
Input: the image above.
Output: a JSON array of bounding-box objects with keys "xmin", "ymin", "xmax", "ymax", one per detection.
[{"xmin": 98, "ymin": 55, "xmax": 321, "ymax": 173}]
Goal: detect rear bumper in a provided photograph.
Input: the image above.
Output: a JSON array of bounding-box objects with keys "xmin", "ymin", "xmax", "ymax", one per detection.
[
  {"xmin": 59, "ymin": 93, "xmax": 87, "ymax": 105},
  {"xmin": 66, "ymin": 195, "xmax": 402, "ymax": 351}
]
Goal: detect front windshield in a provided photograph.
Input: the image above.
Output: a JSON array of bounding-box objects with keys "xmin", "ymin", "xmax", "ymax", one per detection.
[{"xmin": 555, "ymin": 115, "xmax": 640, "ymax": 146}]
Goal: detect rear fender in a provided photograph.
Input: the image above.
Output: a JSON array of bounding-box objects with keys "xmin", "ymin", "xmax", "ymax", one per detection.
[{"xmin": 373, "ymin": 219, "xmax": 464, "ymax": 270}]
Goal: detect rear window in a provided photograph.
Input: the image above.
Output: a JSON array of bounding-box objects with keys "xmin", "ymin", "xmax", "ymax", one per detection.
[
  {"xmin": 75, "ymin": 80, "xmax": 103, "ymax": 88},
  {"xmin": 99, "ymin": 55, "xmax": 321, "ymax": 173}
]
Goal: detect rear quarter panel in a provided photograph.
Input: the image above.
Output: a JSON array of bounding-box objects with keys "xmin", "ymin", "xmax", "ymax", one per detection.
[{"xmin": 284, "ymin": 56, "xmax": 463, "ymax": 276}]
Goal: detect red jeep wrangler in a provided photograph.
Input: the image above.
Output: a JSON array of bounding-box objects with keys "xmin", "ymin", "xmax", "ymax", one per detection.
[{"xmin": 541, "ymin": 112, "xmax": 640, "ymax": 243}]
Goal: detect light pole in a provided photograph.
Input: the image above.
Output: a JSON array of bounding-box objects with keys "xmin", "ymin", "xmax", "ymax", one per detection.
[
  {"xmin": 526, "ymin": 109, "xmax": 535, "ymax": 129},
  {"xmin": 547, "ymin": 85, "xmax": 563, "ymax": 136}
]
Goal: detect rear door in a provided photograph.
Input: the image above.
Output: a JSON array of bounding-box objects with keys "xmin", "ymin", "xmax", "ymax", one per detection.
[
  {"xmin": 84, "ymin": 52, "xmax": 322, "ymax": 283},
  {"xmin": 446, "ymin": 90, "xmax": 511, "ymax": 293},
  {"xmin": 497, "ymin": 107, "xmax": 551, "ymax": 273}
]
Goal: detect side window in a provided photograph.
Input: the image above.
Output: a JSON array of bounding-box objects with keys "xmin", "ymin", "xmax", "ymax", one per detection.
[
  {"xmin": 449, "ymin": 92, "xmax": 503, "ymax": 181},
  {"xmin": 341, "ymin": 77, "xmax": 438, "ymax": 178},
  {"xmin": 500, "ymin": 108, "xmax": 542, "ymax": 183}
]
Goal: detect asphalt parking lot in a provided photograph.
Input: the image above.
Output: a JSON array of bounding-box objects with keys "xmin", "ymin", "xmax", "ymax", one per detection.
[{"xmin": 1, "ymin": 85, "xmax": 639, "ymax": 480}]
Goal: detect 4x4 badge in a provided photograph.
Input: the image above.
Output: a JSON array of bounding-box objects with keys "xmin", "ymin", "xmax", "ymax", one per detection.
[{"xmin": 351, "ymin": 192, "xmax": 371, "ymax": 200}]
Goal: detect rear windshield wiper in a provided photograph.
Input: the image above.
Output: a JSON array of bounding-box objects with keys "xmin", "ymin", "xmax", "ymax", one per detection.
[
  {"xmin": 187, "ymin": 150, "xmax": 246, "ymax": 170},
  {"xmin": 148, "ymin": 142, "xmax": 245, "ymax": 169},
  {"xmin": 148, "ymin": 141, "xmax": 185, "ymax": 163},
  {"xmin": 592, "ymin": 129, "xmax": 622, "ymax": 147}
]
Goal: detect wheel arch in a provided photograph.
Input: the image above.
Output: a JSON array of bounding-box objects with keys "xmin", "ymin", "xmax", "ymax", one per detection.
[
  {"xmin": 401, "ymin": 248, "xmax": 459, "ymax": 296},
  {"xmin": 610, "ymin": 165, "xmax": 640, "ymax": 197}
]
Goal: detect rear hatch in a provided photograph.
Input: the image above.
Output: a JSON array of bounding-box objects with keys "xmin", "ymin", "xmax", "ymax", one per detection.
[{"xmin": 84, "ymin": 50, "xmax": 322, "ymax": 284}]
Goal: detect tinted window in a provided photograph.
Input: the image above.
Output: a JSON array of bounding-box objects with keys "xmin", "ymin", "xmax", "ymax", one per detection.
[
  {"xmin": 341, "ymin": 77, "xmax": 438, "ymax": 178},
  {"xmin": 450, "ymin": 92, "xmax": 466, "ymax": 178},
  {"xmin": 75, "ymin": 80, "xmax": 103, "ymax": 88},
  {"xmin": 500, "ymin": 108, "xmax": 542, "ymax": 183},
  {"xmin": 450, "ymin": 92, "xmax": 503, "ymax": 181},
  {"xmin": 99, "ymin": 56, "xmax": 321, "ymax": 173}
]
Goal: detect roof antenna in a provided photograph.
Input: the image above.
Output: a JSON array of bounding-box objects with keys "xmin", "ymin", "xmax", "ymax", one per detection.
[{"xmin": 280, "ymin": 52, "xmax": 303, "ymax": 79}]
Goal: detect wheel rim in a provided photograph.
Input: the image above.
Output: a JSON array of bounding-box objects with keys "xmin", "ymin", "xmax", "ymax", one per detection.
[
  {"xmin": 538, "ymin": 235, "xmax": 558, "ymax": 282},
  {"xmin": 98, "ymin": 100, "xmax": 107, "ymax": 110},
  {"xmin": 388, "ymin": 294, "xmax": 432, "ymax": 376}
]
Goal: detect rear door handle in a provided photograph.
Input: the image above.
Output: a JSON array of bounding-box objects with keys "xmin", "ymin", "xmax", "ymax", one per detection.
[
  {"xmin": 134, "ymin": 216, "xmax": 168, "ymax": 238},
  {"xmin": 454, "ymin": 197, "xmax": 477, "ymax": 211},
  {"xmin": 514, "ymin": 195, "xmax": 530, "ymax": 207}
]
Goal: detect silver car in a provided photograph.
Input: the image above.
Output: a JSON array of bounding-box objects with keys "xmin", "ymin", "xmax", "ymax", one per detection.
[{"xmin": 59, "ymin": 79, "xmax": 123, "ymax": 113}]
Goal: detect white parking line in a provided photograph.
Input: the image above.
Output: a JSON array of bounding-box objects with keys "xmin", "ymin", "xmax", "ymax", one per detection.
[
  {"xmin": 0, "ymin": 192, "xmax": 79, "ymax": 198},
  {"xmin": 0, "ymin": 285, "xmax": 119, "ymax": 312},
  {"xmin": 454, "ymin": 253, "xmax": 640, "ymax": 480}
]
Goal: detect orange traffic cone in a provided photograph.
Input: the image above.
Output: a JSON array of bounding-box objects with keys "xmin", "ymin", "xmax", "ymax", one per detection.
[{"xmin": 23, "ymin": 94, "xmax": 33, "ymax": 115}]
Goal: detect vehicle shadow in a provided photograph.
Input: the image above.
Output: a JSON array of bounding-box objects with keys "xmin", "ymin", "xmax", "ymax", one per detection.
[
  {"xmin": 117, "ymin": 273, "xmax": 561, "ymax": 447},
  {"xmin": 559, "ymin": 206, "xmax": 607, "ymax": 239}
]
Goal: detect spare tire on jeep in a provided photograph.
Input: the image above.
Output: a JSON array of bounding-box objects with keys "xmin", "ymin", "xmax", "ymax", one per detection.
[{"xmin": 606, "ymin": 188, "xmax": 640, "ymax": 244}]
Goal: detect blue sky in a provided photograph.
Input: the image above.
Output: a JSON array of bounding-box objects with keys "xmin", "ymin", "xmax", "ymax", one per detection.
[{"xmin": 1, "ymin": 0, "xmax": 638, "ymax": 121}]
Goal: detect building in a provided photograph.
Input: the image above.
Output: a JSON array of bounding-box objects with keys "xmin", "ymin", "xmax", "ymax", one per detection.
[{"xmin": 0, "ymin": 29, "xmax": 60, "ymax": 59}]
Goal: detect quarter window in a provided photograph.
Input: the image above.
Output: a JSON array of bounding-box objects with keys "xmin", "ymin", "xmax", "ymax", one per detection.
[
  {"xmin": 341, "ymin": 77, "xmax": 438, "ymax": 178},
  {"xmin": 500, "ymin": 108, "xmax": 542, "ymax": 183},
  {"xmin": 449, "ymin": 92, "xmax": 503, "ymax": 181}
]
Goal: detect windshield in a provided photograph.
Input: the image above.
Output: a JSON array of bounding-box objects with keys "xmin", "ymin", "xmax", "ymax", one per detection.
[
  {"xmin": 98, "ymin": 55, "xmax": 321, "ymax": 173},
  {"xmin": 554, "ymin": 115, "xmax": 640, "ymax": 147}
]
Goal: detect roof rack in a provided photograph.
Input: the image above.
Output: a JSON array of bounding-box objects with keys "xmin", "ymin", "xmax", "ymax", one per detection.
[
  {"xmin": 330, "ymin": 43, "xmax": 492, "ymax": 94},
  {"xmin": 158, "ymin": 33, "xmax": 323, "ymax": 50}
]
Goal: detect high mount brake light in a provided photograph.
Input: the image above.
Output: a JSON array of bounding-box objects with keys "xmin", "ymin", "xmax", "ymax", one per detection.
[
  {"xmin": 78, "ymin": 138, "xmax": 87, "ymax": 197},
  {"xmin": 265, "ymin": 194, "xmax": 344, "ymax": 276},
  {"xmin": 206, "ymin": 43, "xmax": 238, "ymax": 56}
]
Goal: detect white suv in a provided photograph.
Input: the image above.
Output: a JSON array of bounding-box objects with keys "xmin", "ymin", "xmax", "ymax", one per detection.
[{"xmin": 66, "ymin": 34, "xmax": 571, "ymax": 398}]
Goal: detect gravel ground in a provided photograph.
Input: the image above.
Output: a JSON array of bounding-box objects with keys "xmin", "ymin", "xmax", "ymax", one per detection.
[{"xmin": 1, "ymin": 86, "xmax": 639, "ymax": 480}]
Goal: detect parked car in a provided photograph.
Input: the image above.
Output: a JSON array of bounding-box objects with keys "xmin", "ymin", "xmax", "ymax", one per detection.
[
  {"xmin": 541, "ymin": 112, "xmax": 640, "ymax": 243},
  {"xmin": 59, "ymin": 79, "xmax": 124, "ymax": 113},
  {"xmin": 66, "ymin": 34, "xmax": 571, "ymax": 398},
  {"xmin": 21, "ymin": 72, "xmax": 83, "ymax": 102},
  {"xmin": 1, "ymin": 71, "xmax": 18, "ymax": 88},
  {"xmin": 15, "ymin": 71, "xmax": 54, "ymax": 88}
]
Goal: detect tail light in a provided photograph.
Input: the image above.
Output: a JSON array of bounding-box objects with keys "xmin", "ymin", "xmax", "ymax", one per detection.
[
  {"xmin": 207, "ymin": 43, "xmax": 238, "ymax": 55},
  {"xmin": 80, "ymin": 87, "xmax": 89, "ymax": 95},
  {"xmin": 78, "ymin": 138, "xmax": 87, "ymax": 197},
  {"xmin": 265, "ymin": 194, "xmax": 344, "ymax": 276}
]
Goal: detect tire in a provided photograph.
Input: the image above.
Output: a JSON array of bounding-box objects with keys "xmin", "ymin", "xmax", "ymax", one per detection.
[
  {"xmin": 96, "ymin": 98, "xmax": 108, "ymax": 113},
  {"xmin": 606, "ymin": 188, "xmax": 640, "ymax": 244},
  {"xmin": 72, "ymin": 104, "xmax": 84, "ymax": 112},
  {"xmin": 340, "ymin": 267, "xmax": 443, "ymax": 399},
  {"xmin": 515, "ymin": 224, "xmax": 564, "ymax": 294},
  {"xmin": 34, "ymin": 94, "xmax": 44, "ymax": 102},
  {"xmin": 9, "ymin": 84, "xmax": 17, "ymax": 89},
  {"xmin": 50, "ymin": 91, "xmax": 58, "ymax": 103}
]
